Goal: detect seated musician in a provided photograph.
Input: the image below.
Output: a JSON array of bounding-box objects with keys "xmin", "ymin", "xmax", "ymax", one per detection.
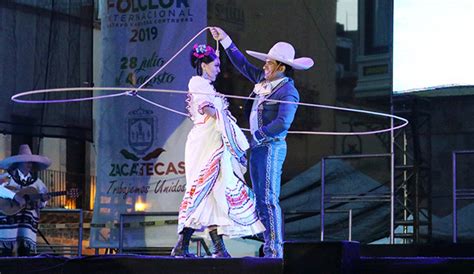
[{"xmin": 0, "ymin": 144, "xmax": 51, "ymax": 256}]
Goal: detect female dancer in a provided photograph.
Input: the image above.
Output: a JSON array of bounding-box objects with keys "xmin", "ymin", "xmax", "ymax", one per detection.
[{"xmin": 171, "ymin": 44, "xmax": 264, "ymax": 258}]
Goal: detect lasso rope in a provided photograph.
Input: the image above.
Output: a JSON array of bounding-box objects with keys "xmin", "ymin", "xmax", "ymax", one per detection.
[
  {"xmin": 12, "ymin": 86, "xmax": 408, "ymax": 135},
  {"xmin": 11, "ymin": 27, "xmax": 408, "ymax": 135}
]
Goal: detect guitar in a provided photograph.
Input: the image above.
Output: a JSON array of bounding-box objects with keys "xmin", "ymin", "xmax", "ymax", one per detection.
[{"xmin": 0, "ymin": 187, "xmax": 79, "ymax": 216}]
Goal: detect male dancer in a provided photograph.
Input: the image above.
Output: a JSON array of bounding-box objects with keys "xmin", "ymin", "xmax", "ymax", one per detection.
[{"xmin": 210, "ymin": 27, "xmax": 314, "ymax": 258}]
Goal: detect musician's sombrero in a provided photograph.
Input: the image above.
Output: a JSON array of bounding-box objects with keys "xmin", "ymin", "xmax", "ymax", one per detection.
[{"xmin": 0, "ymin": 144, "xmax": 51, "ymax": 170}]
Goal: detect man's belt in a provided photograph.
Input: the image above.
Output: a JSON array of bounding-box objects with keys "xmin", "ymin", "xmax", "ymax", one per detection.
[
  {"xmin": 252, "ymin": 137, "xmax": 286, "ymax": 147},
  {"xmin": 263, "ymin": 137, "xmax": 285, "ymax": 143}
]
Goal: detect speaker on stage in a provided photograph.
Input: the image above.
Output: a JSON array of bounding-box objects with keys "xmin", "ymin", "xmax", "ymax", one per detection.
[{"xmin": 283, "ymin": 240, "xmax": 360, "ymax": 274}]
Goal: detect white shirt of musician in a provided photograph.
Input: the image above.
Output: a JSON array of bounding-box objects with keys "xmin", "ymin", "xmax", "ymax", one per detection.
[
  {"xmin": 0, "ymin": 173, "xmax": 15, "ymax": 199},
  {"xmin": 0, "ymin": 171, "xmax": 48, "ymax": 208},
  {"xmin": 0, "ymin": 170, "xmax": 32, "ymax": 199}
]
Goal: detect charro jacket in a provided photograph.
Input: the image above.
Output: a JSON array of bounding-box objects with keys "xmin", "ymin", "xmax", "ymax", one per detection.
[{"xmin": 224, "ymin": 42, "xmax": 299, "ymax": 145}]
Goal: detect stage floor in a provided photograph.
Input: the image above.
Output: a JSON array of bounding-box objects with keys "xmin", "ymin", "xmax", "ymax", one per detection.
[
  {"xmin": 4, "ymin": 242, "xmax": 474, "ymax": 273},
  {"xmin": 0, "ymin": 254, "xmax": 283, "ymax": 274}
]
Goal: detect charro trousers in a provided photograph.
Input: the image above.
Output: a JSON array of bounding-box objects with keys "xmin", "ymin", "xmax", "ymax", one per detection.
[{"xmin": 249, "ymin": 140, "xmax": 287, "ymax": 258}]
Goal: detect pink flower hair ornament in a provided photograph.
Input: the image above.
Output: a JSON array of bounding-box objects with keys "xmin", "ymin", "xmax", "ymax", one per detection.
[{"xmin": 193, "ymin": 44, "xmax": 214, "ymax": 59}]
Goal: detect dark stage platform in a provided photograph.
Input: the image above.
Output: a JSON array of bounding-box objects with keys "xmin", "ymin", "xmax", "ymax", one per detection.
[
  {"xmin": 3, "ymin": 242, "xmax": 474, "ymax": 274},
  {"xmin": 360, "ymin": 243, "xmax": 474, "ymax": 274},
  {"xmin": 0, "ymin": 255, "xmax": 282, "ymax": 274}
]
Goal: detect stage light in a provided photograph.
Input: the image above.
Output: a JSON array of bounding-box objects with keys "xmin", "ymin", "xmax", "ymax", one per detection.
[{"xmin": 135, "ymin": 197, "xmax": 147, "ymax": 212}]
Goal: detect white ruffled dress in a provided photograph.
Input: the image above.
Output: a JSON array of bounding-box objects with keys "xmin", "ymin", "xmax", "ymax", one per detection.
[{"xmin": 177, "ymin": 76, "xmax": 265, "ymax": 237}]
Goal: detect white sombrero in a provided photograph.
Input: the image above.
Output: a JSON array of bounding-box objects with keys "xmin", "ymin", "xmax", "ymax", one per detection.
[
  {"xmin": 0, "ymin": 144, "xmax": 51, "ymax": 170},
  {"xmin": 246, "ymin": 41, "xmax": 314, "ymax": 70}
]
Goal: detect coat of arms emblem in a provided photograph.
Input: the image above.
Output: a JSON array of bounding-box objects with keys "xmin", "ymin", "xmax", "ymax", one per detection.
[{"xmin": 128, "ymin": 107, "xmax": 155, "ymax": 155}]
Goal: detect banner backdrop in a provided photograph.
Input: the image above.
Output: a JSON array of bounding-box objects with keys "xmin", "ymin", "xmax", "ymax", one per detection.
[{"xmin": 91, "ymin": 0, "xmax": 207, "ymax": 248}]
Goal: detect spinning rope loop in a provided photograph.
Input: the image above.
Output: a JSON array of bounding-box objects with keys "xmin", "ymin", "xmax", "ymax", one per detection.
[
  {"xmin": 11, "ymin": 27, "xmax": 408, "ymax": 136},
  {"xmin": 12, "ymin": 86, "xmax": 408, "ymax": 136}
]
